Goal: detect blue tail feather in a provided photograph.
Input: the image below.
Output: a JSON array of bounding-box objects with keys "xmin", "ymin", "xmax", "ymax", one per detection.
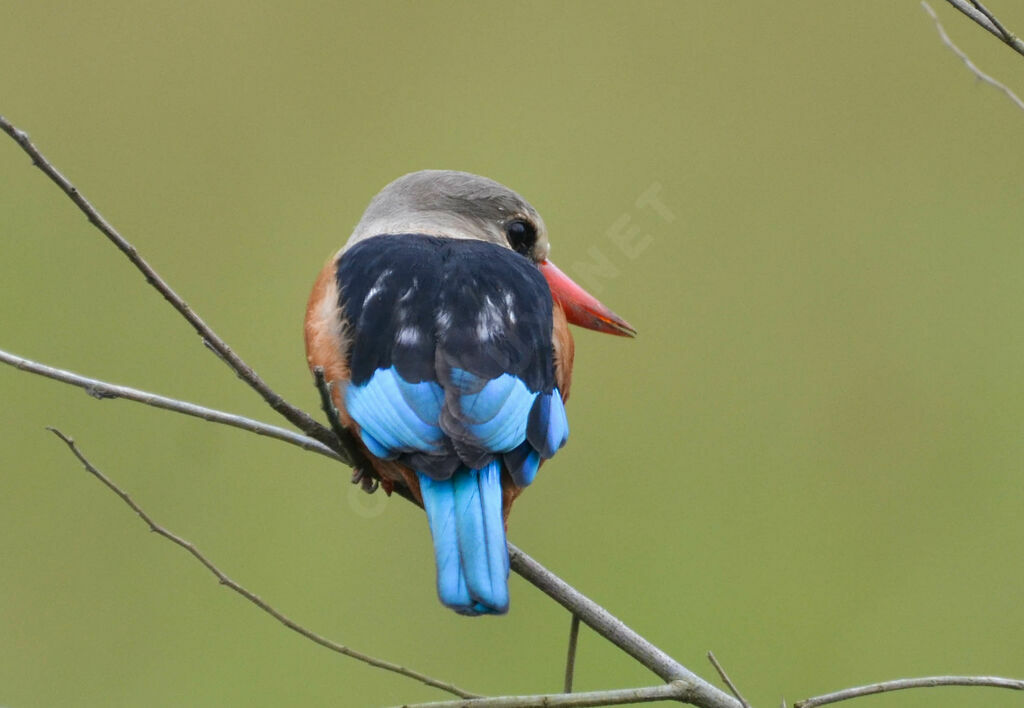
[
  {"xmin": 417, "ymin": 462, "xmax": 509, "ymax": 615},
  {"xmin": 526, "ymin": 390, "xmax": 569, "ymax": 459},
  {"xmin": 504, "ymin": 442, "xmax": 541, "ymax": 487},
  {"xmin": 418, "ymin": 475, "xmax": 471, "ymax": 610},
  {"xmin": 346, "ymin": 367, "xmax": 445, "ymax": 454}
]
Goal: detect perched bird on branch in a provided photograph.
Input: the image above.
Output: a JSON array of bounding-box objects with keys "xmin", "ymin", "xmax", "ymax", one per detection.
[{"xmin": 305, "ymin": 171, "xmax": 634, "ymax": 615}]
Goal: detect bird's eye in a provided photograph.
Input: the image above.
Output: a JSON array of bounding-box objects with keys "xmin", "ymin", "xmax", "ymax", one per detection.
[{"xmin": 506, "ymin": 219, "xmax": 537, "ymax": 256}]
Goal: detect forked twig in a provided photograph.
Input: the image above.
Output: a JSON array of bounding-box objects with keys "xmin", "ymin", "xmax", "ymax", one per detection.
[
  {"xmin": 967, "ymin": 0, "xmax": 1012, "ymax": 41},
  {"xmin": 943, "ymin": 0, "xmax": 1024, "ymax": 56},
  {"xmin": 46, "ymin": 427, "xmax": 479, "ymax": 700},
  {"xmin": 505, "ymin": 545, "xmax": 729, "ymax": 705}
]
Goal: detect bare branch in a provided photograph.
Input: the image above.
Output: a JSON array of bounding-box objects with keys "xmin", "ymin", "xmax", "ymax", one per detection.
[
  {"xmin": 564, "ymin": 614, "xmax": 582, "ymax": 694},
  {"xmin": 794, "ymin": 675, "xmax": 1024, "ymax": 708},
  {"xmin": 46, "ymin": 427, "xmax": 478, "ymax": 700},
  {"xmin": 0, "ymin": 347, "xmax": 340, "ymax": 462},
  {"xmin": 923, "ymin": 1, "xmax": 1024, "ymax": 112},
  {"xmin": 506, "ymin": 546, "xmax": 739, "ymax": 708},
  {"xmin": 0, "ymin": 113, "xmax": 348, "ymax": 460},
  {"xmin": 944, "ymin": 0, "xmax": 1024, "ymax": 56},
  {"xmin": 394, "ymin": 681, "xmax": 691, "ymax": 708},
  {"xmin": 967, "ymin": 0, "xmax": 1013, "ymax": 41},
  {"xmin": 706, "ymin": 653, "xmax": 750, "ymax": 708}
]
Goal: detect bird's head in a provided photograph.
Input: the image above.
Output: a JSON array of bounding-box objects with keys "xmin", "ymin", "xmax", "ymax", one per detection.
[{"xmin": 348, "ymin": 170, "xmax": 636, "ymax": 337}]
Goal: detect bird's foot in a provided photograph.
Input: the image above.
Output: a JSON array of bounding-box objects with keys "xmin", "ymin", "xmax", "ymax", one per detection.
[{"xmin": 351, "ymin": 467, "xmax": 380, "ymax": 494}]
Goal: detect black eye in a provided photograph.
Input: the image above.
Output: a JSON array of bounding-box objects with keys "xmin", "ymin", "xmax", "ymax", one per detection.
[{"xmin": 506, "ymin": 219, "xmax": 536, "ymax": 256}]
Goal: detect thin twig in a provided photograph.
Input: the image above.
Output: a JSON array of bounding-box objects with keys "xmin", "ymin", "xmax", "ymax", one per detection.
[
  {"xmin": 506, "ymin": 546, "xmax": 739, "ymax": 708},
  {"xmin": 794, "ymin": 675, "xmax": 1024, "ymax": 708},
  {"xmin": 313, "ymin": 367, "xmax": 348, "ymax": 451},
  {"xmin": 564, "ymin": 614, "xmax": 582, "ymax": 693},
  {"xmin": 46, "ymin": 427, "xmax": 478, "ymax": 700},
  {"xmin": 0, "ymin": 113, "xmax": 348, "ymax": 460},
  {"xmin": 923, "ymin": 1, "xmax": 1024, "ymax": 112},
  {"xmin": 394, "ymin": 681, "xmax": 691, "ymax": 708},
  {"xmin": 313, "ymin": 366, "xmax": 375, "ymax": 491},
  {"xmin": 944, "ymin": 0, "xmax": 1024, "ymax": 56},
  {"xmin": 706, "ymin": 653, "xmax": 750, "ymax": 708},
  {"xmin": 0, "ymin": 347, "xmax": 340, "ymax": 462}
]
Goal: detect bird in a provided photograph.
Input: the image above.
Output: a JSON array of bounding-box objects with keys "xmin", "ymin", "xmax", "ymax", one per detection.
[{"xmin": 304, "ymin": 170, "xmax": 635, "ymax": 616}]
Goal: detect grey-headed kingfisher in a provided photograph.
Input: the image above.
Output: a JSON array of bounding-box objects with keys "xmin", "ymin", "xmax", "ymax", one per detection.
[{"xmin": 305, "ymin": 171, "xmax": 634, "ymax": 615}]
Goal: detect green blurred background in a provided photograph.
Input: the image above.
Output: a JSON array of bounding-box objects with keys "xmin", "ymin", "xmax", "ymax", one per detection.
[{"xmin": 2, "ymin": 2, "xmax": 1023, "ymax": 706}]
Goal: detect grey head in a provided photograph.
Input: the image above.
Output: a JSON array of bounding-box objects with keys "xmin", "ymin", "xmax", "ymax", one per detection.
[{"xmin": 347, "ymin": 170, "xmax": 551, "ymax": 262}]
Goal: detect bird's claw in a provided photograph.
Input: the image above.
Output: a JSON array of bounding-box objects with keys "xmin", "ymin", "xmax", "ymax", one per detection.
[{"xmin": 351, "ymin": 468, "xmax": 380, "ymax": 494}]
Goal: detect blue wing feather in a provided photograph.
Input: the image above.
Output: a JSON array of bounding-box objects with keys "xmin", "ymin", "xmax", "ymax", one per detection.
[
  {"xmin": 346, "ymin": 367, "xmax": 445, "ymax": 456},
  {"xmin": 358, "ymin": 427, "xmax": 395, "ymax": 460}
]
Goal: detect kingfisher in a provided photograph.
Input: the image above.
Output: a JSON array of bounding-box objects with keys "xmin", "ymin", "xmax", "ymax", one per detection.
[{"xmin": 305, "ymin": 171, "xmax": 634, "ymax": 615}]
